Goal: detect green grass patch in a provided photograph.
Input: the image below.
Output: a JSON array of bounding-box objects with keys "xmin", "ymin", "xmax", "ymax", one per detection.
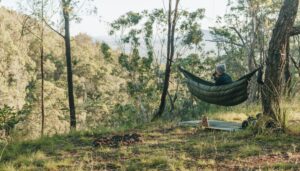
[
  {"xmin": 238, "ymin": 144, "xmax": 261, "ymax": 158},
  {"xmin": 1, "ymin": 121, "xmax": 300, "ymax": 170},
  {"xmin": 271, "ymin": 162, "xmax": 300, "ymax": 170}
]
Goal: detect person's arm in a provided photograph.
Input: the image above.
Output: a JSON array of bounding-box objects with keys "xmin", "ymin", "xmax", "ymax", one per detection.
[{"xmin": 212, "ymin": 72, "xmax": 217, "ymax": 81}]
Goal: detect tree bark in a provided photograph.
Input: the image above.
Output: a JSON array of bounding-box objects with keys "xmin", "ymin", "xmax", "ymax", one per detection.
[
  {"xmin": 152, "ymin": 0, "xmax": 180, "ymax": 121},
  {"xmin": 262, "ymin": 0, "xmax": 299, "ymax": 121},
  {"xmin": 62, "ymin": 0, "xmax": 76, "ymax": 129}
]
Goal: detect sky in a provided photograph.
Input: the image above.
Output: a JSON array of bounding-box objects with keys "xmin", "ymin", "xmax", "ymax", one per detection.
[{"xmin": 0, "ymin": 0, "xmax": 228, "ymax": 38}]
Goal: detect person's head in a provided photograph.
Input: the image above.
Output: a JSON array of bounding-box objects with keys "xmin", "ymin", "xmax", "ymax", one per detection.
[{"xmin": 215, "ymin": 64, "xmax": 226, "ymax": 75}]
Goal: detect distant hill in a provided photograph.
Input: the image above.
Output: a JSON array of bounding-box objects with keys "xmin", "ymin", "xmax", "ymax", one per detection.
[
  {"xmin": 93, "ymin": 29, "xmax": 217, "ymax": 55},
  {"xmin": 202, "ymin": 29, "xmax": 217, "ymax": 51}
]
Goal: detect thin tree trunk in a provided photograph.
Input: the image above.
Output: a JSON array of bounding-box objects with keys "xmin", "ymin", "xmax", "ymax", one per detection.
[
  {"xmin": 169, "ymin": 80, "xmax": 179, "ymax": 113},
  {"xmin": 40, "ymin": 0, "xmax": 45, "ymax": 137},
  {"xmin": 284, "ymin": 40, "xmax": 292, "ymax": 96},
  {"xmin": 247, "ymin": 0, "xmax": 259, "ymax": 103},
  {"xmin": 290, "ymin": 42, "xmax": 300, "ymax": 76},
  {"xmin": 262, "ymin": 0, "xmax": 299, "ymax": 121},
  {"xmin": 152, "ymin": 0, "xmax": 180, "ymax": 121},
  {"xmin": 62, "ymin": 0, "xmax": 76, "ymax": 129},
  {"xmin": 167, "ymin": 91, "xmax": 174, "ymax": 112}
]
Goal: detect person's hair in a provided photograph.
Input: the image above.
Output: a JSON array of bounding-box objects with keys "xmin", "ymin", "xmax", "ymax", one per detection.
[{"xmin": 216, "ymin": 64, "xmax": 226, "ymax": 74}]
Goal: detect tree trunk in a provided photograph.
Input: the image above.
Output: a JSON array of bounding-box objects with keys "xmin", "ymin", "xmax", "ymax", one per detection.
[
  {"xmin": 40, "ymin": 42, "xmax": 45, "ymax": 136},
  {"xmin": 40, "ymin": 0, "xmax": 45, "ymax": 137},
  {"xmin": 167, "ymin": 91, "xmax": 175, "ymax": 112},
  {"xmin": 262, "ymin": 0, "xmax": 299, "ymax": 121},
  {"xmin": 284, "ymin": 40, "xmax": 292, "ymax": 96},
  {"xmin": 63, "ymin": 0, "xmax": 76, "ymax": 129},
  {"xmin": 152, "ymin": 0, "xmax": 179, "ymax": 121},
  {"xmin": 247, "ymin": 0, "xmax": 259, "ymax": 103}
]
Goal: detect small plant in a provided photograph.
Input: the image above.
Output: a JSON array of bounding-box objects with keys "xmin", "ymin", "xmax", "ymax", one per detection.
[
  {"xmin": 0, "ymin": 104, "xmax": 29, "ymax": 137},
  {"xmin": 0, "ymin": 105, "xmax": 18, "ymax": 136},
  {"xmin": 274, "ymin": 108, "xmax": 289, "ymax": 131}
]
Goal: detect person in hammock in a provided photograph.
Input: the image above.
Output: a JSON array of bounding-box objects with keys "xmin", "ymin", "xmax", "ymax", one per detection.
[{"xmin": 212, "ymin": 64, "xmax": 233, "ymax": 86}]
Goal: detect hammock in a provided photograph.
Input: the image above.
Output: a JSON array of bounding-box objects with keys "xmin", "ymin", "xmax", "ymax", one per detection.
[{"xmin": 178, "ymin": 67, "xmax": 261, "ymax": 106}]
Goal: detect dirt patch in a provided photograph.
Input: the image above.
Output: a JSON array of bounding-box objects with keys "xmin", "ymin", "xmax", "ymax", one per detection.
[{"xmin": 93, "ymin": 133, "xmax": 142, "ymax": 148}]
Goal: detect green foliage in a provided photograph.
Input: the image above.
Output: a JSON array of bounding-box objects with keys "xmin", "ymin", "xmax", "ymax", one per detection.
[
  {"xmin": 110, "ymin": 8, "xmax": 206, "ymax": 55},
  {"xmin": 0, "ymin": 105, "xmax": 28, "ymax": 136},
  {"xmin": 207, "ymin": 0, "xmax": 286, "ymax": 79},
  {"xmin": 0, "ymin": 105, "xmax": 17, "ymax": 135},
  {"xmin": 110, "ymin": 12, "xmax": 143, "ymax": 35},
  {"xmin": 0, "ymin": 8, "xmax": 132, "ymax": 138},
  {"xmin": 111, "ymin": 103, "xmax": 138, "ymax": 127},
  {"xmin": 100, "ymin": 42, "xmax": 112, "ymax": 60},
  {"xmin": 180, "ymin": 9, "xmax": 205, "ymax": 48},
  {"xmin": 109, "ymin": 8, "xmax": 208, "ymax": 122},
  {"xmin": 118, "ymin": 53, "xmax": 131, "ymax": 71}
]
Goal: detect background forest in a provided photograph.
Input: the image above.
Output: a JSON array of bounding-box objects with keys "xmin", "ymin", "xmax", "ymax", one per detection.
[
  {"xmin": 1, "ymin": 0, "xmax": 300, "ymax": 170},
  {"xmin": 0, "ymin": 0, "xmax": 300, "ymax": 139}
]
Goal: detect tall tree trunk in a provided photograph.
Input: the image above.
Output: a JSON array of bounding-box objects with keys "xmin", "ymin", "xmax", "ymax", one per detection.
[
  {"xmin": 62, "ymin": 0, "xmax": 76, "ymax": 129},
  {"xmin": 262, "ymin": 0, "xmax": 299, "ymax": 121},
  {"xmin": 152, "ymin": 0, "xmax": 179, "ymax": 121},
  {"xmin": 40, "ymin": 0, "xmax": 45, "ymax": 137},
  {"xmin": 247, "ymin": 2, "xmax": 259, "ymax": 103}
]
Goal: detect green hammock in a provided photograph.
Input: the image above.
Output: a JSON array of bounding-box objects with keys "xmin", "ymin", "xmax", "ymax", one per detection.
[{"xmin": 179, "ymin": 67, "xmax": 261, "ymax": 106}]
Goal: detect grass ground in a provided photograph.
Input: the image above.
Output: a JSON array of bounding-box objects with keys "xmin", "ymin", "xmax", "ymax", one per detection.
[
  {"xmin": 1, "ymin": 120, "xmax": 300, "ymax": 171},
  {"xmin": 0, "ymin": 102, "xmax": 300, "ymax": 171}
]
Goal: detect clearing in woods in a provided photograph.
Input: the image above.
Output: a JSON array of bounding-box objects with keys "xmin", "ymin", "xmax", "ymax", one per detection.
[{"xmin": 1, "ymin": 121, "xmax": 300, "ymax": 170}]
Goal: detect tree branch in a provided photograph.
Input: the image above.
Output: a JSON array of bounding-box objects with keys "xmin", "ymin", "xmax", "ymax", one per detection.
[
  {"xmin": 19, "ymin": 16, "xmax": 42, "ymax": 41},
  {"xmin": 290, "ymin": 55, "xmax": 300, "ymax": 71},
  {"xmin": 290, "ymin": 25, "xmax": 300, "ymax": 36},
  {"xmin": 43, "ymin": 19, "xmax": 65, "ymax": 38},
  {"xmin": 205, "ymin": 39, "xmax": 244, "ymax": 47},
  {"xmin": 229, "ymin": 26, "xmax": 247, "ymax": 47}
]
